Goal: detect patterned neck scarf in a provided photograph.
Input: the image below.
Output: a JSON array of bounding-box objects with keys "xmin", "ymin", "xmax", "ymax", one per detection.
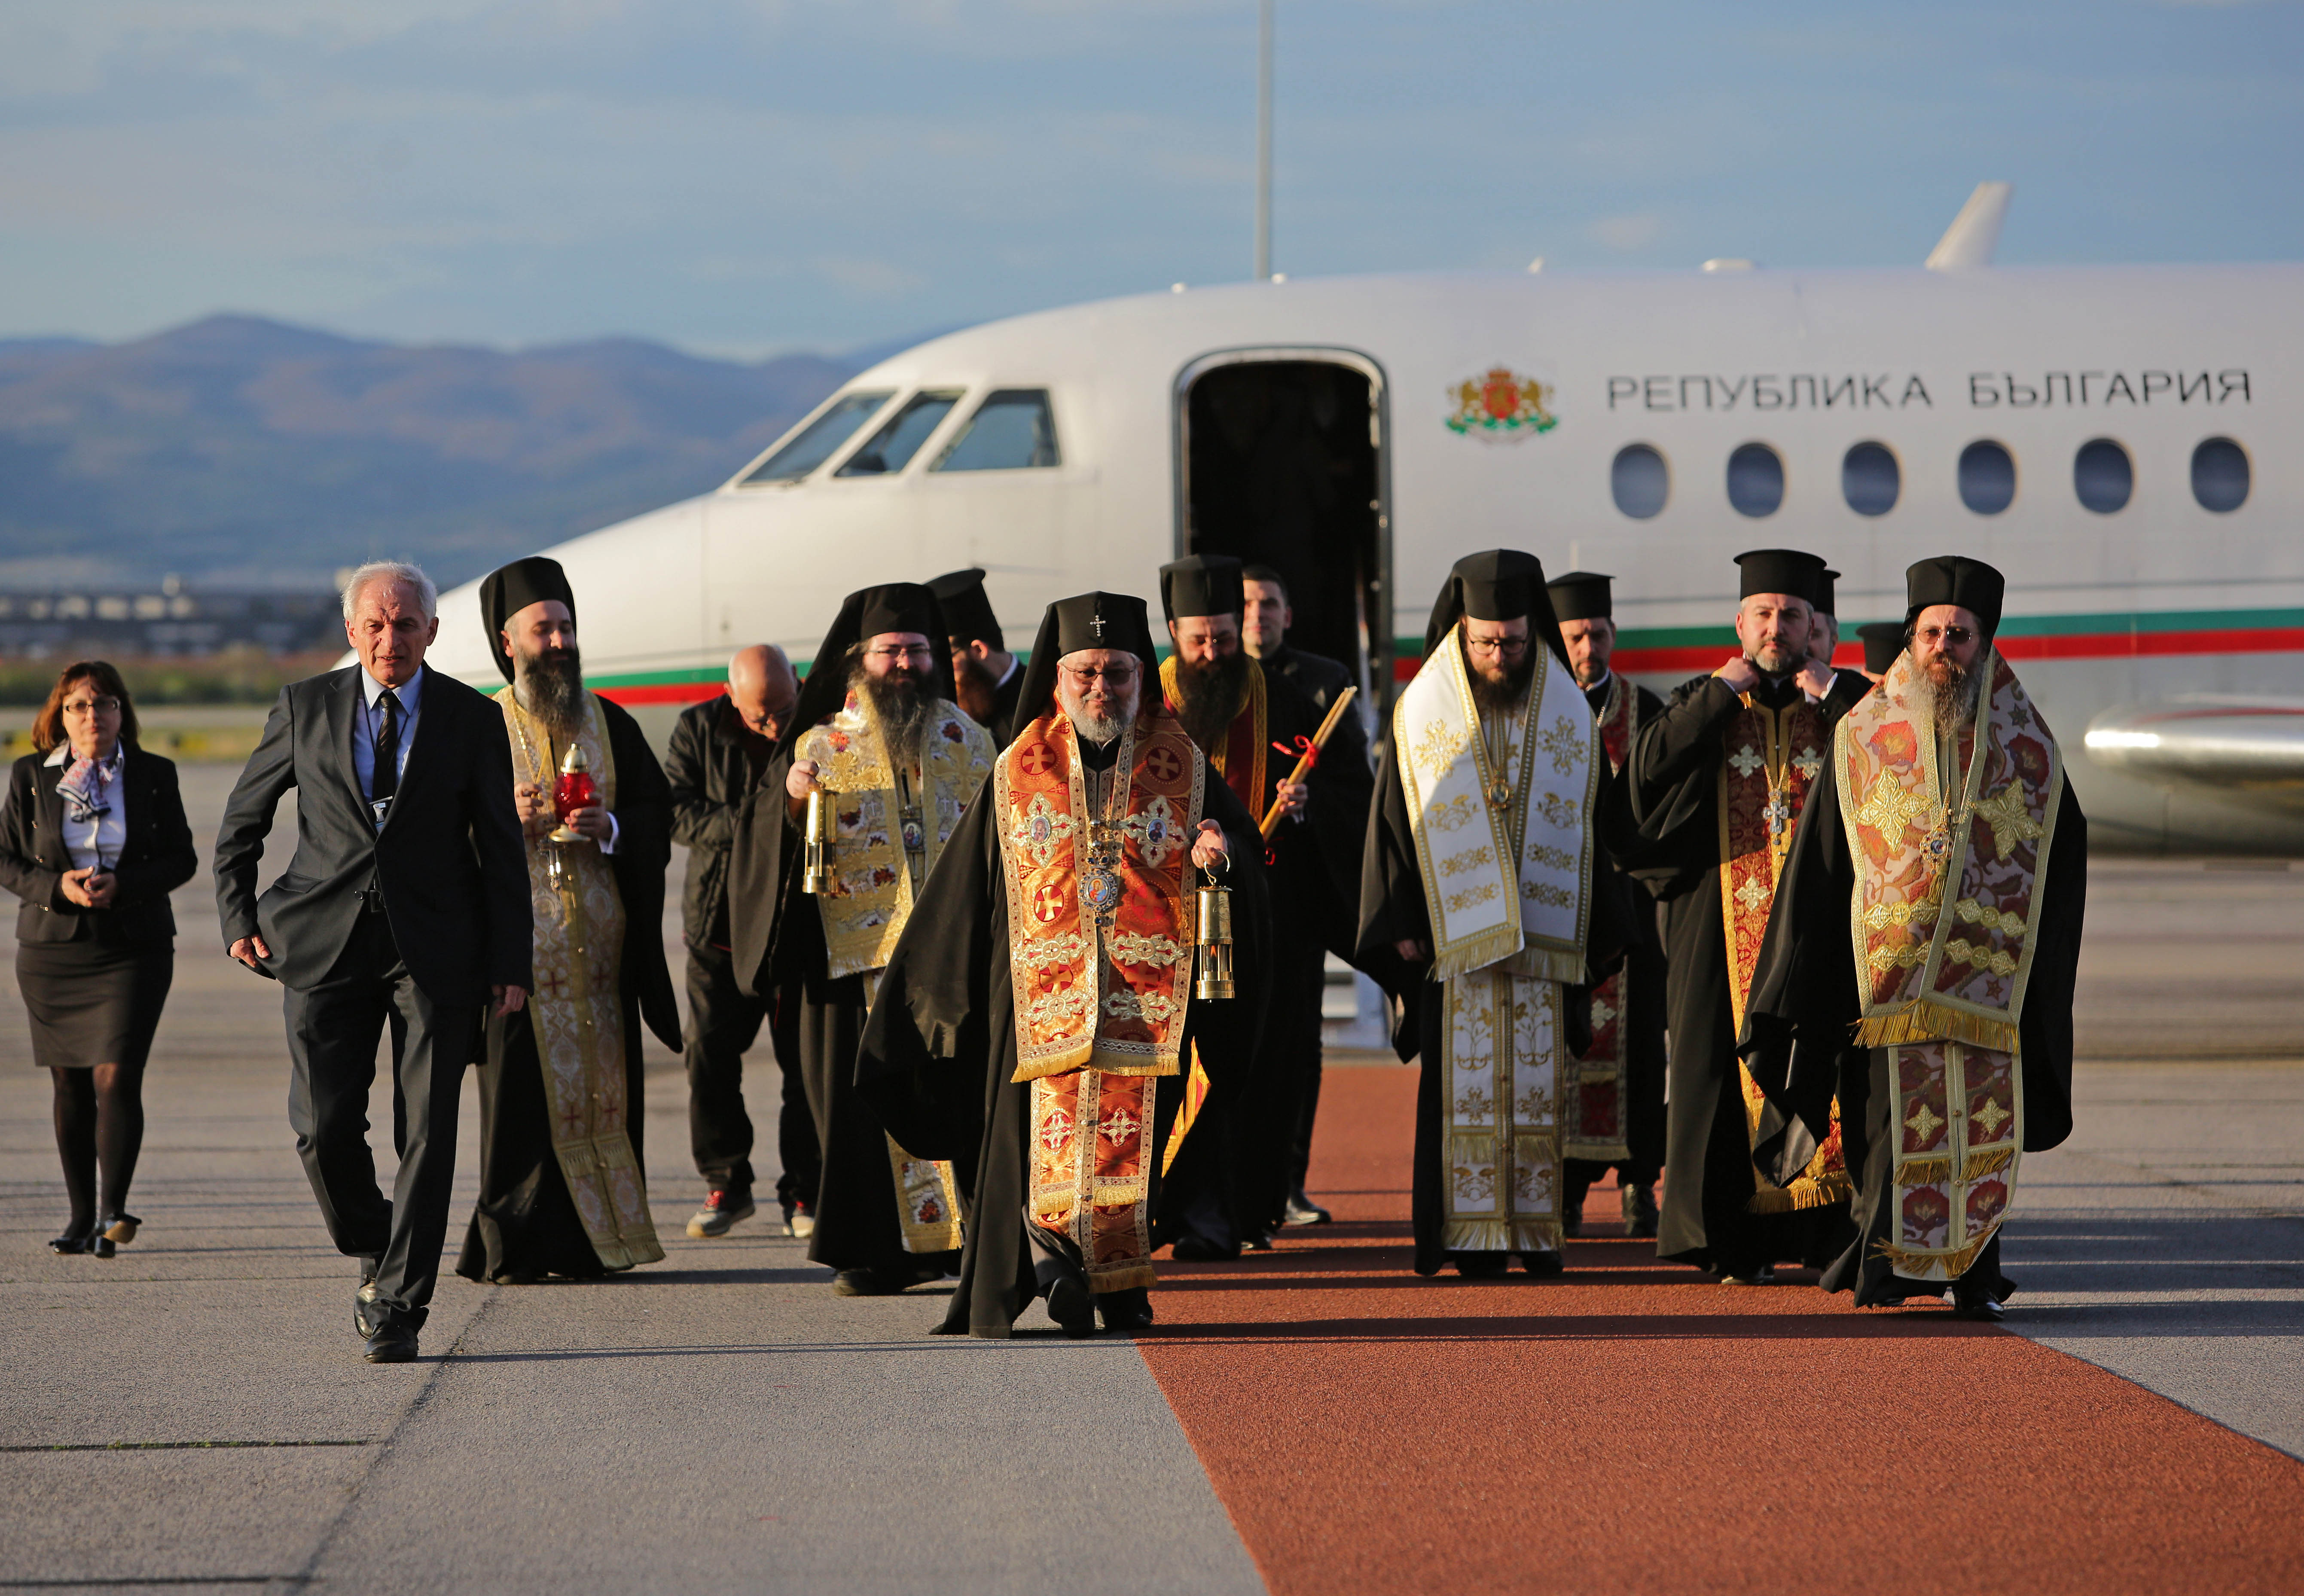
[{"xmin": 58, "ymin": 747, "xmax": 119, "ymax": 825}]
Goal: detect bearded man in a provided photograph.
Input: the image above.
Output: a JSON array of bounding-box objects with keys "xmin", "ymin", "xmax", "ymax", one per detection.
[
  {"xmin": 1742, "ymin": 557, "xmax": 2086, "ymax": 1319},
  {"xmin": 928, "ymin": 567, "xmax": 1025, "ymax": 740},
  {"xmin": 858, "ymin": 592, "xmax": 1267, "ymax": 1337},
  {"xmin": 727, "ymin": 584, "xmax": 997, "ymax": 1296},
  {"xmin": 1622, "ymin": 549, "xmax": 1866, "ymax": 1284},
  {"xmin": 1158, "ymin": 554, "xmax": 1366, "ymax": 1256},
  {"xmin": 1358, "ymin": 552, "xmax": 1622, "ymax": 1279},
  {"xmin": 1546, "ymin": 570, "xmax": 1669, "ymax": 1238},
  {"xmin": 456, "ymin": 556, "xmax": 681, "ymax": 1284}
]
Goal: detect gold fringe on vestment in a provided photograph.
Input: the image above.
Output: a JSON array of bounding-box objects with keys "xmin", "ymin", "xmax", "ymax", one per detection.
[
  {"xmin": 1895, "ymin": 1155, "xmax": 1954, "ymax": 1187},
  {"xmin": 1089, "ymin": 1264, "xmax": 1157, "ymax": 1294},
  {"xmin": 1874, "ymin": 1232, "xmax": 1992, "ymax": 1282},
  {"xmin": 1853, "ymin": 998, "xmax": 2020, "ymax": 1053},
  {"xmin": 1430, "ymin": 921, "xmax": 1528, "ymax": 986},
  {"xmin": 1745, "ymin": 1168, "xmax": 1855, "ymax": 1215},
  {"xmin": 1441, "ymin": 1216, "xmax": 1563, "ymax": 1255},
  {"xmin": 1961, "ymin": 1144, "xmax": 2017, "ymax": 1182}
]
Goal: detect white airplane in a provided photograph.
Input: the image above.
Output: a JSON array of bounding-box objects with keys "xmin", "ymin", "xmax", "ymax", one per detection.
[{"xmin": 421, "ymin": 185, "xmax": 2304, "ymax": 854}]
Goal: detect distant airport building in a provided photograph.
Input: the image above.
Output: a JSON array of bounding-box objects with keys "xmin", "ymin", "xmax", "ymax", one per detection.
[{"xmin": 0, "ymin": 577, "xmax": 341, "ymax": 658}]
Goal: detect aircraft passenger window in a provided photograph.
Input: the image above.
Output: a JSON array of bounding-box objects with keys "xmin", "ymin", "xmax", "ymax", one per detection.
[
  {"xmin": 1958, "ymin": 440, "xmax": 2017, "ymax": 516},
  {"xmin": 836, "ymin": 390, "xmax": 964, "ymax": 477},
  {"xmin": 2073, "ymin": 438, "xmax": 2133, "ymax": 514},
  {"xmin": 1726, "ymin": 442, "xmax": 1784, "ymax": 518},
  {"xmin": 739, "ymin": 390, "xmax": 894, "ymax": 484},
  {"xmin": 2192, "ymin": 437, "xmax": 2250, "ymax": 513},
  {"xmin": 1610, "ymin": 444, "xmax": 1669, "ymax": 519},
  {"xmin": 1841, "ymin": 442, "xmax": 1900, "ymax": 517},
  {"xmin": 932, "ymin": 389, "xmax": 1061, "ymax": 472}
]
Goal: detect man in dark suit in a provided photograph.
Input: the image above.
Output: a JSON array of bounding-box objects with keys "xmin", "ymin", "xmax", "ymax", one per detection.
[
  {"xmin": 664, "ymin": 644, "xmax": 816, "ymax": 1240},
  {"xmin": 214, "ymin": 560, "xmax": 530, "ymax": 1363}
]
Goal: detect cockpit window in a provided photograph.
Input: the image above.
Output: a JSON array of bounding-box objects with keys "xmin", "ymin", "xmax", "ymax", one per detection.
[
  {"xmin": 932, "ymin": 389, "xmax": 1061, "ymax": 472},
  {"xmin": 835, "ymin": 390, "xmax": 964, "ymax": 477},
  {"xmin": 739, "ymin": 390, "xmax": 893, "ymax": 485}
]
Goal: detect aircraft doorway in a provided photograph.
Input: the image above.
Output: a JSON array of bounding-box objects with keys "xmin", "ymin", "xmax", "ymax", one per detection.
[{"xmin": 1175, "ymin": 351, "xmax": 1391, "ymax": 720}]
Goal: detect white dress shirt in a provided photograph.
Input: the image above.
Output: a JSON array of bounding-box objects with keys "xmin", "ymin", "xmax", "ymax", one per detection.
[
  {"xmin": 48, "ymin": 743, "xmax": 126, "ymax": 872},
  {"xmin": 352, "ymin": 664, "xmax": 422, "ymax": 805}
]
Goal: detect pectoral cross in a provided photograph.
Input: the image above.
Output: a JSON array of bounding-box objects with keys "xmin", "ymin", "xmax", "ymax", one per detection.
[{"xmin": 1763, "ymin": 790, "xmax": 1793, "ymax": 841}]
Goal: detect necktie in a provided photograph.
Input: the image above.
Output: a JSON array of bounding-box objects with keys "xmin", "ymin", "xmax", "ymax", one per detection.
[{"xmin": 372, "ymin": 689, "xmax": 401, "ymax": 803}]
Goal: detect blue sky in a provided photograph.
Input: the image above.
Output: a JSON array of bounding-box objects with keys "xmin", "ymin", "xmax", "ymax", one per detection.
[{"xmin": 3, "ymin": 0, "xmax": 2299, "ymax": 357}]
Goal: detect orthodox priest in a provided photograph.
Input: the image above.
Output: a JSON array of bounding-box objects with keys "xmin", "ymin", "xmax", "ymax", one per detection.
[
  {"xmin": 858, "ymin": 592, "xmax": 1267, "ymax": 1337},
  {"xmin": 1811, "ymin": 568, "xmax": 1874, "ymax": 703},
  {"xmin": 1743, "ymin": 557, "xmax": 2085, "ymax": 1319},
  {"xmin": 1357, "ymin": 551, "xmax": 1614, "ymax": 1279},
  {"xmin": 457, "ymin": 556, "xmax": 680, "ymax": 1283},
  {"xmin": 729, "ymin": 583, "xmax": 998, "ymax": 1296},
  {"xmin": 1547, "ymin": 570, "xmax": 1669, "ymax": 1239},
  {"xmin": 929, "ymin": 568, "xmax": 1026, "ymax": 741},
  {"xmin": 1160, "ymin": 554, "xmax": 1365, "ymax": 1256},
  {"xmin": 1856, "ymin": 622, "xmax": 1905, "ymax": 684},
  {"xmin": 1622, "ymin": 549, "xmax": 1862, "ymax": 1284}
]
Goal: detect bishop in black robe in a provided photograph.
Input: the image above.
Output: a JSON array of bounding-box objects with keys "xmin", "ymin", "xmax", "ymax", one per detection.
[{"xmin": 859, "ymin": 592, "xmax": 1270, "ymax": 1337}]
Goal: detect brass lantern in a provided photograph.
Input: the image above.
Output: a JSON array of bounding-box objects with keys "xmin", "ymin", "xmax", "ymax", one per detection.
[
  {"xmin": 1193, "ymin": 876, "xmax": 1235, "ymax": 1001},
  {"xmin": 801, "ymin": 787, "xmax": 837, "ymax": 895}
]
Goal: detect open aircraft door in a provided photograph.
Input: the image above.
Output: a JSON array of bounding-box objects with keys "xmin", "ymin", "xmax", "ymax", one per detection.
[{"xmin": 1173, "ymin": 348, "xmax": 1393, "ymax": 729}]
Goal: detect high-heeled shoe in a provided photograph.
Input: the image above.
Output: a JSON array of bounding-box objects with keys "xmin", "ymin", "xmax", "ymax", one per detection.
[
  {"xmin": 103, "ymin": 1213, "xmax": 140, "ymax": 1245},
  {"xmin": 89, "ymin": 1231, "xmax": 117, "ymax": 1259},
  {"xmin": 49, "ymin": 1224, "xmax": 95, "ymax": 1256}
]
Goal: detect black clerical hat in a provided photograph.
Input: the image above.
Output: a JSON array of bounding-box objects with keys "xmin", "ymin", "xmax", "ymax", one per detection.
[
  {"xmin": 1816, "ymin": 568, "xmax": 1841, "ymax": 619},
  {"xmin": 479, "ymin": 555, "xmax": 577, "ymax": 683},
  {"xmin": 1546, "ymin": 570, "xmax": 1613, "ymax": 623},
  {"xmin": 1734, "ymin": 549, "xmax": 1828, "ymax": 606},
  {"xmin": 1010, "ymin": 592, "xmax": 1161, "ymax": 735},
  {"xmin": 1159, "ymin": 555, "xmax": 1245, "ymax": 623},
  {"xmin": 926, "ymin": 568, "xmax": 1004, "ymax": 652},
  {"xmin": 781, "ymin": 583, "xmax": 954, "ymax": 753},
  {"xmin": 1904, "ymin": 556, "xmax": 2005, "ymax": 635},
  {"xmin": 1857, "ymin": 621, "xmax": 1905, "ymax": 676},
  {"xmin": 1421, "ymin": 549, "xmax": 1568, "ymax": 666}
]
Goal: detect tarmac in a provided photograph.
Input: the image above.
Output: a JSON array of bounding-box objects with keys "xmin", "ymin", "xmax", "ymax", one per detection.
[{"xmin": 0, "ymin": 767, "xmax": 2298, "ymax": 1592}]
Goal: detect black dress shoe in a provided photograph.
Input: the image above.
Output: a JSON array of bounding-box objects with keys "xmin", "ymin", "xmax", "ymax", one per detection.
[
  {"xmin": 1282, "ymin": 1189, "xmax": 1331, "ymax": 1227},
  {"xmin": 1097, "ymin": 1288, "xmax": 1155, "ymax": 1332},
  {"xmin": 1046, "ymin": 1276, "xmax": 1096, "ymax": 1339},
  {"xmin": 355, "ymin": 1279, "xmax": 384, "ymax": 1338},
  {"xmin": 1622, "ymin": 1184, "xmax": 1660, "ymax": 1239},
  {"xmin": 363, "ymin": 1324, "xmax": 419, "ymax": 1364},
  {"xmin": 1169, "ymin": 1234, "xmax": 1238, "ymax": 1262},
  {"xmin": 1451, "ymin": 1251, "xmax": 1508, "ymax": 1278},
  {"xmin": 1240, "ymin": 1228, "xmax": 1276, "ymax": 1252},
  {"xmin": 1520, "ymin": 1250, "xmax": 1565, "ymax": 1277},
  {"xmin": 49, "ymin": 1226, "xmax": 94, "ymax": 1256}
]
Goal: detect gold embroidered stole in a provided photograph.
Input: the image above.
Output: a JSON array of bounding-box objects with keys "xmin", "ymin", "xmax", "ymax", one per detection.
[
  {"xmin": 1565, "ymin": 676, "xmax": 1640, "ymax": 1164},
  {"xmin": 997, "ymin": 706, "xmax": 1202, "ymax": 1082},
  {"xmin": 1441, "ymin": 971, "xmax": 1563, "ymax": 1254},
  {"xmin": 1837, "ymin": 650, "xmax": 2062, "ymax": 1281},
  {"xmin": 497, "ymin": 688, "xmax": 662, "ymax": 1269},
  {"xmin": 1836, "ymin": 650, "xmax": 2063, "ymax": 1052},
  {"xmin": 800, "ymin": 692, "xmax": 997, "ymax": 982},
  {"xmin": 1160, "ymin": 654, "xmax": 1267, "ymax": 818},
  {"xmin": 1715, "ymin": 688, "xmax": 1846, "ymax": 1215},
  {"xmin": 1393, "ymin": 622, "xmax": 1599, "ymax": 986}
]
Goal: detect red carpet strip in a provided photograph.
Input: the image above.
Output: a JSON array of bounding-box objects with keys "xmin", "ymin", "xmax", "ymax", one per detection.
[{"xmin": 1137, "ymin": 1064, "xmax": 2304, "ymax": 1595}]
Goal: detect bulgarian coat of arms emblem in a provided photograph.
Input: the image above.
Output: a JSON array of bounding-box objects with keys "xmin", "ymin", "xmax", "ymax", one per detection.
[{"xmin": 1446, "ymin": 367, "xmax": 1558, "ymax": 438}]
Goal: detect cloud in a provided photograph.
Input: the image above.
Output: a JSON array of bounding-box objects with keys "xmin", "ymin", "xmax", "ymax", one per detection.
[{"xmin": 1586, "ymin": 213, "xmax": 1664, "ymax": 252}]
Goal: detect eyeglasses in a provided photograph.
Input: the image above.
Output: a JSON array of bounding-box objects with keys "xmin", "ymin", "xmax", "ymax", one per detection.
[
  {"xmin": 61, "ymin": 697, "xmax": 122, "ymax": 717},
  {"xmin": 863, "ymin": 645, "xmax": 936, "ymax": 662},
  {"xmin": 1060, "ymin": 664, "xmax": 1137, "ymax": 685},
  {"xmin": 1916, "ymin": 626, "xmax": 1975, "ymax": 647},
  {"xmin": 1462, "ymin": 636, "xmax": 1529, "ymax": 657}
]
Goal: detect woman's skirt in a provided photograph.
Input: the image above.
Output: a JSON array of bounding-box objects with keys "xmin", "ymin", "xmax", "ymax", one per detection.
[{"xmin": 15, "ymin": 940, "xmax": 174, "ymax": 1072}]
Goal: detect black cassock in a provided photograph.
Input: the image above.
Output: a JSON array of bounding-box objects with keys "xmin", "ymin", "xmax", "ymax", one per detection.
[
  {"xmin": 1740, "ymin": 756, "xmax": 2087, "ymax": 1305},
  {"xmin": 724, "ymin": 747, "xmax": 961, "ymax": 1283},
  {"xmin": 857, "ymin": 754, "xmax": 1270, "ymax": 1337},
  {"xmin": 1620, "ymin": 670, "xmax": 1868, "ymax": 1276},
  {"xmin": 1355, "ymin": 741, "xmax": 1637, "ymax": 1276},
  {"xmin": 456, "ymin": 696, "xmax": 681, "ymax": 1282}
]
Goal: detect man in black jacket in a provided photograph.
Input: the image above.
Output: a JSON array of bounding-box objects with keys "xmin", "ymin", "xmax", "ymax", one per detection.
[
  {"xmin": 665, "ymin": 644, "xmax": 816, "ymax": 1239},
  {"xmin": 215, "ymin": 560, "xmax": 530, "ymax": 1364}
]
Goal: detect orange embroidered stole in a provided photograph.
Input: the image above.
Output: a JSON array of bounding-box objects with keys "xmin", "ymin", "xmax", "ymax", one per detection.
[
  {"xmin": 999, "ymin": 706, "xmax": 1205, "ymax": 1293},
  {"xmin": 1718, "ymin": 691, "xmax": 1849, "ymax": 1214}
]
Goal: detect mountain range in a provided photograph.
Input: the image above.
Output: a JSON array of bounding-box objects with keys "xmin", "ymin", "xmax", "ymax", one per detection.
[{"xmin": 0, "ymin": 316, "xmax": 884, "ymax": 593}]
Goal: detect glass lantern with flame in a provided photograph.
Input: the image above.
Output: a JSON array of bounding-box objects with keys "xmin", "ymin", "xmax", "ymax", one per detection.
[{"xmin": 549, "ymin": 743, "xmax": 597, "ymax": 843}]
